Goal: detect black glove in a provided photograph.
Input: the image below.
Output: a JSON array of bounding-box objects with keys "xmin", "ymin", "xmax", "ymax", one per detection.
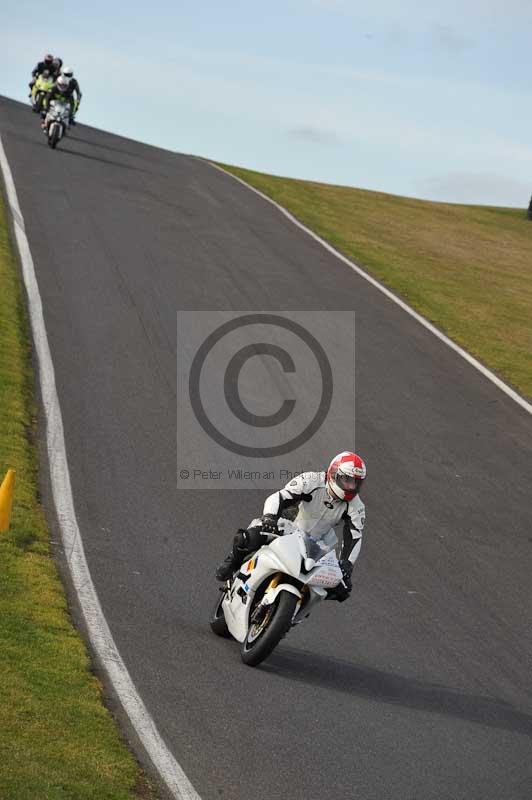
[
  {"xmin": 334, "ymin": 559, "xmax": 353, "ymax": 602},
  {"xmin": 261, "ymin": 514, "xmax": 278, "ymax": 535}
]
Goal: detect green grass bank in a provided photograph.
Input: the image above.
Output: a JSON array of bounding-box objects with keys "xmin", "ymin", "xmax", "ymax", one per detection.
[
  {"xmin": 219, "ymin": 164, "xmax": 532, "ymax": 400},
  {"xmin": 0, "ymin": 194, "xmax": 156, "ymax": 798}
]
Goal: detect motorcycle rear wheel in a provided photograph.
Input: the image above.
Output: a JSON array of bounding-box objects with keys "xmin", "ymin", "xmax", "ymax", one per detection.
[
  {"xmin": 241, "ymin": 590, "xmax": 297, "ymax": 667},
  {"xmin": 210, "ymin": 590, "xmax": 231, "ymax": 638}
]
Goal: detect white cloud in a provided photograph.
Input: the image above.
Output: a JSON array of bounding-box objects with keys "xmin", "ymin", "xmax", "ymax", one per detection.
[
  {"xmin": 288, "ymin": 126, "xmax": 341, "ymax": 144},
  {"xmin": 304, "ymin": 0, "xmax": 532, "ymax": 23},
  {"xmin": 419, "ymin": 171, "xmax": 532, "ymax": 207},
  {"xmin": 432, "ymin": 23, "xmax": 473, "ymax": 52}
]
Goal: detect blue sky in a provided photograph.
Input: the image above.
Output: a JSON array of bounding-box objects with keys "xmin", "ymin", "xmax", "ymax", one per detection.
[{"xmin": 3, "ymin": 0, "xmax": 532, "ymax": 206}]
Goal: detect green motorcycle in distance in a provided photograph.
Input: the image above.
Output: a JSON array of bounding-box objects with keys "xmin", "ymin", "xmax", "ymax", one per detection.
[{"xmin": 30, "ymin": 72, "xmax": 54, "ymax": 115}]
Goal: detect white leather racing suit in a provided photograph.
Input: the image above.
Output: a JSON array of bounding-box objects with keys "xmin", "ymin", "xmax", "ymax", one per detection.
[{"xmin": 261, "ymin": 471, "xmax": 365, "ymax": 566}]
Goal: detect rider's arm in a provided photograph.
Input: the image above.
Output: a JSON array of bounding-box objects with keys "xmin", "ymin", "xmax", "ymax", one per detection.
[
  {"xmin": 262, "ymin": 473, "xmax": 314, "ymax": 518},
  {"xmin": 70, "ymin": 80, "xmax": 81, "ymax": 101},
  {"xmin": 340, "ymin": 499, "xmax": 365, "ymax": 566}
]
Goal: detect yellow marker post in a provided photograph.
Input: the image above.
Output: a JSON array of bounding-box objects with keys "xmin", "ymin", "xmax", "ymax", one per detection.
[{"xmin": 0, "ymin": 469, "xmax": 15, "ymax": 532}]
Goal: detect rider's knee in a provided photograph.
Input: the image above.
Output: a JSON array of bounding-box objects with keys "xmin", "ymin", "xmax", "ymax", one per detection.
[
  {"xmin": 233, "ymin": 528, "xmax": 250, "ymax": 554},
  {"xmin": 246, "ymin": 525, "xmax": 263, "ymax": 552},
  {"xmin": 233, "ymin": 525, "xmax": 262, "ymax": 555}
]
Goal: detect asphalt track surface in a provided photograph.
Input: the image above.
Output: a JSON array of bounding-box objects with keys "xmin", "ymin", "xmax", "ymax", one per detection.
[{"xmin": 2, "ymin": 96, "xmax": 532, "ymax": 800}]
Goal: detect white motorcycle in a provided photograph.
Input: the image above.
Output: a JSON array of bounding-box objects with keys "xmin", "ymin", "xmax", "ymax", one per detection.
[
  {"xmin": 44, "ymin": 99, "xmax": 70, "ymax": 149},
  {"xmin": 210, "ymin": 520, "xmax": 343, "ymax": 666}
]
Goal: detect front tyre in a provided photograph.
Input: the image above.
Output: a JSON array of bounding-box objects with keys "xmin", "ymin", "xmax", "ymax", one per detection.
[
  {"xmin": 241, "ymin": 591, "xmax": 297, "ymax": 667},
  {"xmin": 210, "ymin": 590, "xmax": 231, "ymax": 638},
  {"xmin": 48, "ymin": 124, "xmax": 60, "ymax": 149}
]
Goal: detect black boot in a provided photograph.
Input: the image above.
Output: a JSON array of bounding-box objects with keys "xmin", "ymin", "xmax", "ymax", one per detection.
[
  {"xmin": 215, "ymin": 527, "xmax": 256, "ymax": 581},
  {"xmin": 215, "ymin": 552, "xmax": 238, "ymax": 582}
]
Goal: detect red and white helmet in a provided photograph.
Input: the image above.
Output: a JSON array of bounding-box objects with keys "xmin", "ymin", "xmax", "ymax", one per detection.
[{"xmin": 326, "ymin": 451, "xmax": 366, "ymax": 502}]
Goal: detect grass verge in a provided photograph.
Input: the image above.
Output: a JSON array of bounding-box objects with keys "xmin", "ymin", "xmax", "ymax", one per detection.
[
  {"xmin": 0, "ymin": 193, "xmax": 157, "ymax": 798},
  {"xmin": 219, "ymin": 164, "xmax": 532, "ymax": 400}
]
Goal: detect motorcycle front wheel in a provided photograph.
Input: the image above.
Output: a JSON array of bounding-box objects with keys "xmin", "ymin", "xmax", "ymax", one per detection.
[
  {"xmin": 210, "ymin": 589, "xmax": 231, "ymax": 638},
  {"xmin": 241, "ymin": 590, "xmax": 297, "ymax": 667},
  {"xmin": 48, "ymin": 124, "xmax": 60, "ymax": 149}
]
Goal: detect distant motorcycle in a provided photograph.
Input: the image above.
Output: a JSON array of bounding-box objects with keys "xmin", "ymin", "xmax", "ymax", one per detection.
[
  {"xmin": 30, "ymin": 72, "xmax": 54, "ymax": 114},
  {"xmin": 43, "ymin": 100, "xmax": 70, "ymax": 149},
  {"xmin": 210, "ymin": 520, "xmax": 343, "ymax": 666}
]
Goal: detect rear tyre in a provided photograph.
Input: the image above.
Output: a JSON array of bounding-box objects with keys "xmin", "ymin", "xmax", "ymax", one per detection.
[
  {"xmin": 210, "ymin": 590, "xmax": 231, "ymax": 638},
  {"xmin": 241, "ymin": 591, "xmax": 297, "ymax": 667}
]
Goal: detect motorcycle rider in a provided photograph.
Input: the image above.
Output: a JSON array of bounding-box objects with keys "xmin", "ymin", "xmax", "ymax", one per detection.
[
  {"xmin": 41, "ymin": 75, "xmax": 73, "ymax": 129},
  {"xmin": 216, "ymin": 451, "xmax": 367, "ymax": 602},
  {"xmin": 29, "ymin": 53, "xmax": 63, "ymax": 80},
  {"xmin": 29, "ymin": 53, "xmax": 54, "ymax": 94},
  {"xmin": 60, "ymin": 67, "xmax": 82, "ymax": 122}
]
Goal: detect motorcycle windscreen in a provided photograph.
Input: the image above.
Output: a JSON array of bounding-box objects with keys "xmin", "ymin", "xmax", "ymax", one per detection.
[{"xmin": 267, "ymin": 533, "xmax": 304, "ymax": 576}]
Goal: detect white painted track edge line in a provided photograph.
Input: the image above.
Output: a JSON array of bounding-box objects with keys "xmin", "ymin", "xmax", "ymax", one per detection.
[
  {"xmin": 0, "ymin": 135, "xmax": 201, "ymax": 800},
  {"xmin": 208, "ymin": 161, "xmax": 532, "ymax": 417}
]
